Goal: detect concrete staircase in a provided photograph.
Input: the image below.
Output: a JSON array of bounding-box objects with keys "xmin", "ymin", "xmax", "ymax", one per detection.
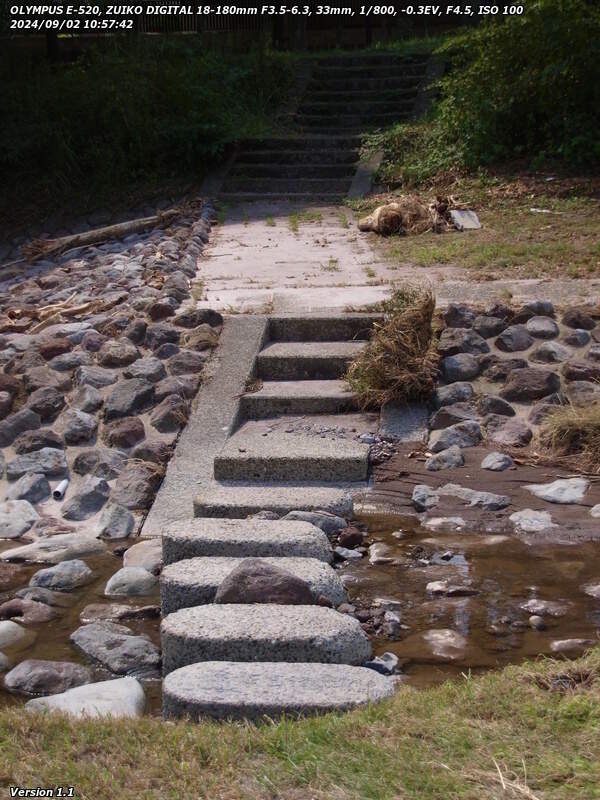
[
  {"xmin": 159, "ymin": 313, "xmax": 397, "ymax": 720},
  {"xmin": 220, "ymin": 53, "xmax": 429, "ymax": 202}
]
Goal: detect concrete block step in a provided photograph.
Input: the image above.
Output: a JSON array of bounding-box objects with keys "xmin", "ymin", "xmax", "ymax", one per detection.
[
  {"xmin": 308, "ymin": 86, "xmax": 419, "ymax": 102},
  {"xmin": 213, "ymin": 425, "xmax": 369, "ymax": 482},
  {"xmin": 161, "ymin": 604, "xmax": 372, "ymax": 673},
  {"xmin": 193, "ymin": 483, "xmax": 356, "ymax": 518},
  {"xmin": 163, "ymin": 661, "xmax": 396, "ymax": 721},
  {"xmin": 229, "ymin": 163, "xmax": 356, "ymax": 180},
  {"xmin": 306, "ymin": 76, "xmax": 423, "ymax": 91},
  {"xmin": 257, "ymin": 340, "xmax": 365, "ymax": 380},
  {"xmin": 161, "ymin": 556, "xmax": 347, "ymax": 614},
  {"xmin": 241, "ymin": 379, "xmax": 358, "ymax": 418},
  {"xmin": 162, "ymin": 518, "xmax": 332, "ymax": 565},
  {"xmin": 315, "ymin": 53, "xmax": 429, "ymax": 67},
  {"xmin": 268, "ymin": 313, "xmax": 382, "ymax": 342},
  {"xmin": 312, "ymin": 63, "xmax": 427, "ymax": 79},
  {"xmin": 296, "ymin": 112, "xmax": 412, "ymax": 128},
  {"xmin": 219, "ymin": 192, "xmax": 347, "ymax": 203},
  {"xmin": 240, "ymin": 135, "xmax": 362, "ymax": 151},
  {"xmin": 236, "ymin": 149, "xmax": 360, "ymax": 165},
  {"xmin": 298, "ymin": 99, "xmax": 414, "ymax": 116},
  {"xmin": 221, "ymin": 177, "xmax": 353, "ymax": 194}
]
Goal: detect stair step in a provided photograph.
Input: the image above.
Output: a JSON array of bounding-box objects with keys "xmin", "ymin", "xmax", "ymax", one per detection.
[
  {"xmin": 219, "ymin": 192, "xmax": 346, "ymax": 203},
  {"xmin": 161, "ymin": 556, "xmax": 347, "ymax": 614},
  {"xmin": 315, "ymin": 53, "xmax": 429, "ymax": 67},
  {"xmin": 161, "ymin": 604, "xmax": 372, "ymax": 674},
  {"xmin": 268, "ymin": 313, "xmax": 382, "ymax": 342},
  {"xmin": 241, "ymin": 135, "xmax": 362, "ymax": 151},
  {"xmin": 162, "ymin": 518, "xmax": 332, "ymax": 565},
  {"xmin": 241, "ymin": 379, "xmax": 357, "ymax": 418},
  {"xmin": 213, "ymin": 424, "xmax": 369, "ymax": 482},
  {"xmin": 163, "ymin": 661, "xmax": 395, "ymax": 721},
  {"xmin": 298, "ymin": 99, "xmax": 414, "ymax": 115},
  {"xmin": 306, "ymin": 76, "xmax": 423, "ymax": 91},
  {"xmin": 222, "ymin": 177, "xmax": 353, "ymax": 194},
  {"xmin": 308, "ymin": 86, "xmax": 419, "ymax": 102},
  {"xmin": 237, "ymin": 149, "xmax": 360, "ymax": 165},
  {"xmin": 230, "ymin": 163, "xmax": 356, "ymax": 179},
  {"xmin": 193, "ymin": 483, "xmax": 355, "ymax": 518},
  {"xmin": 296, "ymin": 112, "xmax": 412, "ymax": 128},
  {"xmin": 312, "ymin": 64, "xmax": 427, "ymax": 79},
  {"xmin": 257, "ymin": 340, "xmax": 364, "ymax": 380}
]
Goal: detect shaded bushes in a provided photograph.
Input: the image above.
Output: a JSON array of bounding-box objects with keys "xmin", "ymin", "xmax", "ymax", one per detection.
[
  {"xmin": 1, "ymin": 39, "xmax": 294, "ymax": 205},
  {"xmin": 374, "ymin": 0, "xmax": 600, "ymax": 184}
]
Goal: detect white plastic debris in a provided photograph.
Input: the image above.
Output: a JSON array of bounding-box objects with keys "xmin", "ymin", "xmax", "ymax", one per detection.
[{"xmin": 450, "ymin": 209, "xmax": 481, "ymax": 231}]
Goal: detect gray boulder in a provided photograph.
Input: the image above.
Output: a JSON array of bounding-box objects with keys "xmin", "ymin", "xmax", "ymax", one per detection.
[
  {"xmin": 429, "ymin": 402, "xmax": 479, "ymax": 430},
  {"xmin": 441, "ymin": 354, "xmax": 481, "ymax": 382},
  {"xmin": 6, "ymin": 447, "xmax": 69, "ymax": 481},
  {"xmin": 13, "ymin": 428, "xmax": 64, "ymax": 454},
  {"xmin": 96, "ymin": 503, "xmax": 135, "ymax": 539},
  {"xmin": 428, "ymin": 421, "xmax": 482, "ymax": 453},
  {"xmin": 104, "ymin": 567, "xmax": 157, "ymax": 597},
  {"xmin": 432, "ymin": 382, "xmax": 474, "ymax": 408},
  {"xmin": 29, "ymin": 560, "xmax": 94, "ymax": 591},
  {"xmin": 412, "ymin": 484, "xmax": 439, "ymax": 511},
  {"xmin": 110, "ymin": 462, "xmax": 162, "ymax": 510},
  {"xmin": 5, "ymin": 473, "xmax": 50, "ymax": 503},
  {"xmin": 524, "ymin": 477, "xmax": 589, "ymax": 504},
  {"xmin": 26, "ymin": 387, "xmax": 65, "ymax": 421},
  {"xmin": 149, "ymin": 394, "xmax": 188, "ymax": 433},
  {"xmin": 70, "ymin": 622, "xmax": 160, "ymax": 677},
  {"xmin": 61, "ymin": 409, "xmax": 98, "ymax": 445},
  {"xmin": 123, "ymin": 357, "xmax": 166, "ymax": 384},
  {"xmin": 71, "ymin": 384, "xmax": 104, "ymax": 413},
  {"xmin": 490, "ymin": 419, "xmax": 532, "ymax": 448},
  {"xmin": 500, "ymin": 368, "xmax": 561, "ymax": 402},
  {"xmin": 526, "ymin": 316, "xmax": 559, "ymax": 339},
  {"xmin": 425, "ymin": 445, "xmax": 464, "ymax": 471},
  {"xmin": 25, "ymin": 676, "xmax": 145, "ymax": 718},
  {"xmin": 4, "ymin": 659, "xmax": 92, "ymax": 696},
  {"xmin": 97, "ymin": 338, "xmax": 140, "ymax": 367},
  {"xmin": 0, "ymin": 500, "xmax": 39, "ymax": 538},
  {"xmin": 62, "ymin": 476, "xmax": 110, "ymax": 521},
  {"xmin": 0, "ymin": 409, "xmax": 41, "ymax": 448},
  {"xmin": 481, "ymin": 452, "xmax": 513, "ymax": 471},
  {"xmin": 281, "ymin": 510, "xmax": 346, "ymax": 536},
  {"xmin": 495, "ymin": 325, "xmax": 534, "ymax": 352},
  {"xmin": 73, "ymin": 448, "xmax": 127, "ymax": 479},
  {"xmin": 104, "ymin": 379, "xmax": 155, "ymax": 421},
  {"xmin": 438, "ymin": 328, "xmax": 489, "ymax": 357},
  {"xmin": 75, "ymin": 365, "xmax": 118, "ymax": 388}
]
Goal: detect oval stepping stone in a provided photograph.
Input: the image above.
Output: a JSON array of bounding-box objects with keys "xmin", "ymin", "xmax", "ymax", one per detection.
[
  {"xmin": 163, "ymin": 661, "xmax": 395, "ymax": 721},
  {"xmin": 162, "ymin": 518, "xmax": 332, "ymax": 565},
  {"xmin": 161, "ymin": 604, "xmax": 371, "ymax": 674},
  {"xmin": 160, "ymin": 557, "xmax": 346, "ymax": 614}
]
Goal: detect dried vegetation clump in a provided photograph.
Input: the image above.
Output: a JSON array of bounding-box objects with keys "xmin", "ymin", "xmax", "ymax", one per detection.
[
  {"xmin": 346, "ymin": 286, "xmax": 439, "ymax": 409},
  {"xmin": 539, "ymin": 402, "xmax": 600, "ymax": 473}
]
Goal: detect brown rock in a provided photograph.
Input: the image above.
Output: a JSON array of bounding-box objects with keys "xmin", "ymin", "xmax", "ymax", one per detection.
[
  {"xmin": 38, "ymin": 337, "xmax": 72, "ymax": 360},
  {"xmin": 102, "ymin": 417, "xmax": 145, "ymax": 449},
  {"xmin": 0, "ymin": 598, "xmax": 57, "ymax": 624},
  {"xmin": 214, "ymin": 558, "xmax": 316, "ymax": 605},
  {"xmin": 500, "ymin": 368, "xmax": 561, "ymax": 402},
  {"xmin": 338, "ymin": 526, "xmax": 364, "ymax": 548}
]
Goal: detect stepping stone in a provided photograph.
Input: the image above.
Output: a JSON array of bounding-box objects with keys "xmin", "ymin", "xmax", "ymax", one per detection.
[
  {"xmin": 214, "ymin": 424, "xmax": 369, "ymax": 482},
  {"xmin": 161, "ymin": 604, "xmax": 371, "ymax": 674},
  {"xmin": 160, "ymin": 556, "xmax": 346, "ymax": 614},
  {"xmin": 193, "ymin": 483, "xmax": 354, "ymax": 518},
  {"xmin": 162, "ymin": 518, "xmax": 332, "ymax": 565},
  {"xmin": 163, "ymin": 661, "xmax": 395, "ymax": 721}
]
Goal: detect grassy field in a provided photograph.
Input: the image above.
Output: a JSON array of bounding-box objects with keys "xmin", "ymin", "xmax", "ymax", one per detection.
[
  {"xmin": 351, "ymin": 169, "xmax": 600, "ymax": 280},
  {"xmin": 1, "ymin": 649, "xmax": 599, "ymax": 799}
]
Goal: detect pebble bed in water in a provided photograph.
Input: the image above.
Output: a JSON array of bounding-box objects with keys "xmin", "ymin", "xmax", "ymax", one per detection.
[{"xmin": 345, "ymin": 513, "xmax": 600, "ymax": 687}]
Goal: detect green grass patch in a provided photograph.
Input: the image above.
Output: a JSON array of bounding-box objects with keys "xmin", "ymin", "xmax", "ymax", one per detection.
[
  {"xmin": 2, "ymin": 649, "xmax": 600, "ymax": 798},
  {"xmin": 289, "ymin": 209, "xmax": 323, "ymax": 233}
]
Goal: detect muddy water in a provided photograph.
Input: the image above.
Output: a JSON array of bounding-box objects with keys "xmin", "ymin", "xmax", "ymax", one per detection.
[
  {"xmin": 348, "ymin": 513, "xmax": 600, "ymax": 687},
  {"xmin": 0, "ymin": 542, "xmax": 163, "ymax": 715},
  {"xmin": 2, "ymin": 514, "xmax": 600, "ymax": 713}
]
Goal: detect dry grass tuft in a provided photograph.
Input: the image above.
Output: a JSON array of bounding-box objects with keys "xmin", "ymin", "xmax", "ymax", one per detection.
[
  {"xmin": 345, "ymin": 285, "xmax": 439, "ymax": 409},
  {"xmin": 538, "ymin": 401, "xmax": 600, "ymax": 473}
]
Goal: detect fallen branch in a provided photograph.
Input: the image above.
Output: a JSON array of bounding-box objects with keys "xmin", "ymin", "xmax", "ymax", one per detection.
[{"xmin": 21, "ymin": 208, "xmax": 182, "ymax": 263}]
